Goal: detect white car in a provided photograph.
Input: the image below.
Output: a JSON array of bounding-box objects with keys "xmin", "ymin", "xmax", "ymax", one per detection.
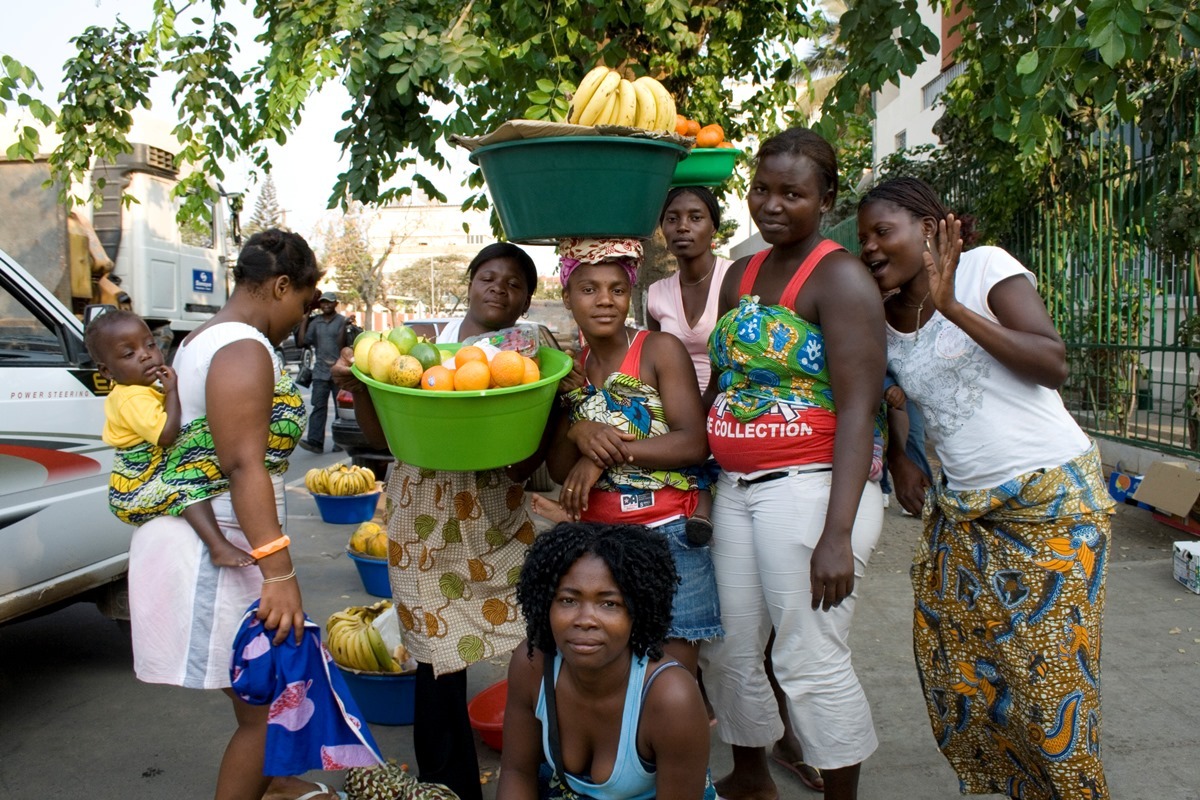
[{"xmin": 0, "ymin": 250, "xmax": 131, "ymax": 624}]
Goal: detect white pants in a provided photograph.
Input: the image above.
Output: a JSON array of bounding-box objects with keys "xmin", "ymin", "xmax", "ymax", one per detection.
[{"xmin": 699, "ymin": 470, "xmax": 883, "ymax": 770}]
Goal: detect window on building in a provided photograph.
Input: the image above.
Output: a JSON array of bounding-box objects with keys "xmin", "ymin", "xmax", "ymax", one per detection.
[{"xmin": 895, "ymin": 130, "xmax": 907, "ymax": 151}]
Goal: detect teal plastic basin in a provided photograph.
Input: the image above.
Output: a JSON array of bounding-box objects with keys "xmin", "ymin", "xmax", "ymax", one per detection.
[{"xmin": 469, "ymin": 136, "xmax": 688, "ymax": 241}]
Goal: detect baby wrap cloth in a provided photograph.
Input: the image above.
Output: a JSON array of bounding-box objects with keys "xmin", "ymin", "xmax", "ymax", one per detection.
[{"xmin": 231, "ymin": 601, "xmax": 385, "ymax": 776}]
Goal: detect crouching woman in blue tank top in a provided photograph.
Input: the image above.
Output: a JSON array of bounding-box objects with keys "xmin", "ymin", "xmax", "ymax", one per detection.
[{"xmin": 499, "ymin": 522, "xmax": 716, "ymax": 800}]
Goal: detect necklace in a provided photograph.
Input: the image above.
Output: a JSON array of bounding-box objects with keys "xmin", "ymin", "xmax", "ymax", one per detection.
[
  {"xmin": 678, "ymin": 258, "xmax": 716, "ymax": 287},
  {"xmin": 896, "ymin": 291, "xmax": 931, "ymax": 341}
]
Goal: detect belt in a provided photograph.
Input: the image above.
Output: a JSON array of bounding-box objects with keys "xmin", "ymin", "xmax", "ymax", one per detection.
[{"xmin": 736, "ymin": 466, "xmax": 832, "ymax": 487}]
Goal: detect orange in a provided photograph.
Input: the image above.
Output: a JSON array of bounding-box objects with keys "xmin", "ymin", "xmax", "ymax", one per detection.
[
  {"xmin": 674, "ymin": 114, "xmax": 689, "ymax": 136},
  {"xmin": 685, "ymin": 118, "xmax": 701, "ymax": 137},
  {"xmin": 520, "ymin": 355, "xmax": 541, "ymax": 384},
  {"xmin": 489, "ymin": 350, "xmax": 525, "ymax": 388},
  {"xmin": 717, "ymin": 141, "xmax": 735, "ymax": 148},
  {"xmin": 696, "ymin": 123, "xmax": 724, "ymax": 148},
  {"xmin": 454, "ymin": 345, "xmax": 488, "ymax": 369},
  {"xmin": 453, "ymin": 360, "xmax": 491, "ymax": 391},
  {"xmin": 421, "ymin": 364, "xmax": 455, "ymax": 391}
]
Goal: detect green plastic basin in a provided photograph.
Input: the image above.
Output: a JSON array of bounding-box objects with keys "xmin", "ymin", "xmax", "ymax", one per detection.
[
  {"xmin": 468, "ymin": 136, "xmax": 688, "ymax": 242},
  {"xmin": 671, "ymin": 147, "xmax": 739, "ymax": 187},
  {"xmin": 351, "ymin": 346, "xmax": 573, "ymax": 472}
]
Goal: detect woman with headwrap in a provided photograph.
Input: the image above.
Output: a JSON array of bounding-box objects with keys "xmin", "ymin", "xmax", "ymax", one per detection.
[{"xmin": 546, "ymin": 237, "xmax": 723, "ymax": 674}]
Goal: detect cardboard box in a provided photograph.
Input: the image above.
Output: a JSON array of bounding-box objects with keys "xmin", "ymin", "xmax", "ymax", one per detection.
[
  {"xmin": 1173, "ymin": 541, "xmax": 1200, "ymax": 594},
  {"xmin": 1106, "ymin": 470, "xmax": 1150, "ymax": 508},
  {"xmin": 1132, "ymin": 461, "xmax": 1200, "ymax": 519}
]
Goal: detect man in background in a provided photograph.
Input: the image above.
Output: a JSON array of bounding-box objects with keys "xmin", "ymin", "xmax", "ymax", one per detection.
[{"xmin": 298, "ymin": 291, "xmax": 347, "ymax": 453}]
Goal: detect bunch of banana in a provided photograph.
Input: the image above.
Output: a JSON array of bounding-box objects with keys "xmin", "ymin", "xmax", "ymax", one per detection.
[
  {"xmin": 568, "ymin": 65, "xmax": 676, "ymax": 133},
  {"xmin": 305, "ymin": 464, "xmax": 377, "ymax": 496},
  {"xmin": 326, "ymin": 600, "xmax": 405, "ymax": 673}
]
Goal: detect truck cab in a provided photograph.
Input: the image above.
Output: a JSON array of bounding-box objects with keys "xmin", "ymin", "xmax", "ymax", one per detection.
[
  {"xmin": 0, "ymin": 249, "xmax": 131, "ymax": 624},
  {"xmin": 0, "ymin": 113, "xmax": 238, "ymax": 352}
]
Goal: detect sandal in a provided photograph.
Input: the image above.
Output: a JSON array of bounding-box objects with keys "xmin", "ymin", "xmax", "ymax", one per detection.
[
  {"xmin": 771, "ymin": 755, "xmax": 824, "ymax": 793},
  {"xmin": 294, "ymin": 782, "xmax": 347, "ymax": 800}
]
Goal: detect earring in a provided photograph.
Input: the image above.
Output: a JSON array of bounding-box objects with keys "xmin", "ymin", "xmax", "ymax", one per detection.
[{"xmin": 924, "ymin": 238, "xmax": 932, "ymax": 252}]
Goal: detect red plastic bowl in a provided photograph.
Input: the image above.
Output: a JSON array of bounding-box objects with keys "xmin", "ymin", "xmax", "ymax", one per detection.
[{"xmin": 468, "ymin": 678, "xmax": 507, "ymax": 752}]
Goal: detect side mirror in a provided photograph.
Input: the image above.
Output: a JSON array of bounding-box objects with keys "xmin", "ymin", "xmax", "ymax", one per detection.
[{"xmin": 83, "ymin": 303, "xmax": 118, "ymax": 327}]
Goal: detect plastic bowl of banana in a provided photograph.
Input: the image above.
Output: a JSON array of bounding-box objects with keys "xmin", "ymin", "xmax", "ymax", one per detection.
[
  {"xmin": 468, "ymin": 136, "xmax": 688, "ymax": 242},
  {"xmin": 336, "ymin": 667, "xmax": 416, "ymax": 726},
  {"xmin": 311, "ymin": 492, "xmax": 381, "ymax": 525},
  {"xmin": 305, "ymin": 464, "xmax": 382, "ymax": 524}
]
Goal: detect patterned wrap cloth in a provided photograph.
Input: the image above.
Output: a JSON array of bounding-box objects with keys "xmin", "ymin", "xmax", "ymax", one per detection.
[
  {"xmin": 557, "ymin": 237, "xmax": 643, "ymax": 287},
  {"xmin": 911, "ymin": 442, "xmax": 1114, "ymax": 800},
  {"xmin": 385, "ymin": 464, "xmax": 537, "ymax": 677},
  {"xmin": 708, "ymin": 292, "xmax": 886, "ymax": 475},
  {"xmin": 109, "ymin": 368, "xmax": 307, "ymax": 524},
  {"xmin": 563, "ymin": 365, "xmax": 708, "ymax": 496}
]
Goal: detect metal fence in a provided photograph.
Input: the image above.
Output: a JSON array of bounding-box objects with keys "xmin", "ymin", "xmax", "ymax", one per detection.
[{"xmin": 825, "ymin": 99, "xmax": 1200, "ymax": 456}]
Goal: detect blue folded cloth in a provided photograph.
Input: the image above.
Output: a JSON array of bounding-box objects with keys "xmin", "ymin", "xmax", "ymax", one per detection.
[{"xmin": 231, "ymin": 601, "xmax": 385, "ymax": 776}]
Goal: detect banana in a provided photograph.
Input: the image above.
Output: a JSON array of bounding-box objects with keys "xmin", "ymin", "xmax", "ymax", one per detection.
[
  {"xmin": 637, "ymin": 76, "xmax": 676, "ymax": 132},
  {"xmin": 579, "ymin": 71, "xmax": 620, "ymax": 126},
  {"xmin": 354, "ymin": 627, "xmax": 379, "ymax": 672},
  {"xmin": 632, "ymin": 79, "xmax": 657, "ymax": 130},
  {"xmin": 361, "ymin": 466, "xmax": 376, "ymax": 485},
  {"xmin": 366, "ymin": 624, "xmax": 397, "ymax": 672},
  {"xmin": 614, "ymin": 79, "xmax": 637, "ymax": 127},
  {"xmin": 598, "ymin": 89, "xmax": 619, "ymax": 125},
  {"xmin": 569, "ymin": 64, "xmax": 613, "ymax": 125}
]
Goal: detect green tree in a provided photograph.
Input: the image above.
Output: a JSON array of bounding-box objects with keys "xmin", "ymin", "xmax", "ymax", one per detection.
[
  {"xmin": 1, "ymin": 1, "xmax": 821, "ymax": 219},
  {"xmin": 244, "ymin": 175, "xmax": 286, "ymax": 236},
  {"xmin": 827, "ymin": 0, "xmax": 1200, "ymax": 203},
  {"xmin": 312, "ymin": 205, "xmax": 401, "ymax": 329},
  {"xmin": 387, "ymin": 255, "xmax": 471, "ymax": 317}
]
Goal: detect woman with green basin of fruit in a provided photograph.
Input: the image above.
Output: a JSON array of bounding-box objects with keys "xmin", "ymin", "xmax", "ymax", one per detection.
[
  {"xmin": 331, "ymin": 241, "xmax": 558, "ymax": 800},
  {"xmin": 546, "ymin": 236, "xmax": 723, "ymax": 677}
]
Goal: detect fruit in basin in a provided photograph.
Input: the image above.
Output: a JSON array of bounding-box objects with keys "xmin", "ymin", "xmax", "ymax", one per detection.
[
  {"xmin": 386, "ymin": 325, "xmax": 418, "ymax": 355},
  {"xmin": 367, "ymin": 340, "xmax": 401, "ymax": 382}
]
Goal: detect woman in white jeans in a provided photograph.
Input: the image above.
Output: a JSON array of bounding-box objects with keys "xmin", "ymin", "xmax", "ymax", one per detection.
[{"xmin": 699, "ymin": 128, "xmax": 887, "ymax": 800}]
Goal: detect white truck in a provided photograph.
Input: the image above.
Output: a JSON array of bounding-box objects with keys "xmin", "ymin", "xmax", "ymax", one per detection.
[
  {"xmin": 0, "ymin": 116, "xmax": 240, "ymax": 624},
  {"xmin": 0, "ymin": 114, "xmax": 239, "ymax": 352}
]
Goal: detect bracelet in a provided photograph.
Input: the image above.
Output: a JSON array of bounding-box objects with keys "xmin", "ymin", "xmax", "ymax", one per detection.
[
  {"xmin": 249, "ymin": 535, "xmax": 291, "ymax": 560},
  {"xmin": 261, "ymin": 568, "xmax": 297, "ymax": 585}
]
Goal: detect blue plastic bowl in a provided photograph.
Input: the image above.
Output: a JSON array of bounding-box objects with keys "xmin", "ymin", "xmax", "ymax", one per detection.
[
  {"xmin": 337, "ymin": 666, "xmax": 415, "ymax": 725},
  {"xmin": 311, "ymin": 491, "xmax": 381, "ymax": 525},
  {"xmin": 347, "ymin": 550, "xmax": 391, "ymax": 598}
]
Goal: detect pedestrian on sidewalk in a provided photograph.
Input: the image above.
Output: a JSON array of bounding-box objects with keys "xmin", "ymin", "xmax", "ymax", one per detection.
[
  {"xmin": 700, "ymin": 128, "xmax": 887, "ymax": 800},
  {"xmin": 298, "ymin": 291, "xmax": 346, "ymax": 454},
  {"xmin": 858, "ymin": 176, "xmax": 1114, "ymax": 800}
]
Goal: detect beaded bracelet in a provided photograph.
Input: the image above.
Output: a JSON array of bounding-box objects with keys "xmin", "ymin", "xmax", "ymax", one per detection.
[
  {"xmin": 249, "ymin": 534, "xmax": 291, "ymax": 560},
  {"xmin": 261, "ymin": 568, "xmax": 297, "ymax": 585}
]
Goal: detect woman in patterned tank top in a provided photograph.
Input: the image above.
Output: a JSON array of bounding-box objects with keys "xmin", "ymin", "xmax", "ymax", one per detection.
[{"xmin": 699, "ymin": 128, "xmax": 887, "ymax": 800}]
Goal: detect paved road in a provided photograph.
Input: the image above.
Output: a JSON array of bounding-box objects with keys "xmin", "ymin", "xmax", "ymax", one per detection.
[{"xmin": 2, "ymin": 450, "xmax": 1197, "ymax": 798}]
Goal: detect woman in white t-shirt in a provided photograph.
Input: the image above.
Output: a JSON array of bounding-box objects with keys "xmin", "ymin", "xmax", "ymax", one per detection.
[{"xmin": 857, "ymin": 177, "xmax": 1114, "ymax": 800}]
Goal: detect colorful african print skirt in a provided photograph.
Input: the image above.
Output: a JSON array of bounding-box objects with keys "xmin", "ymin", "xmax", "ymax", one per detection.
[
  {"xmin": 912, "ymin": 443, "xmax": 1114, "ymax": 800},
  {"xmin": 385, "ymin": 463, "xmax": 536, "ymax": 676}
]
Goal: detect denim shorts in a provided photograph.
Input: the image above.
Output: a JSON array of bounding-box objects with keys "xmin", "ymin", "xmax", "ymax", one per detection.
[{"xmin": 657, "ymin": 517, "xmax": 724, "ymax": 642}]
